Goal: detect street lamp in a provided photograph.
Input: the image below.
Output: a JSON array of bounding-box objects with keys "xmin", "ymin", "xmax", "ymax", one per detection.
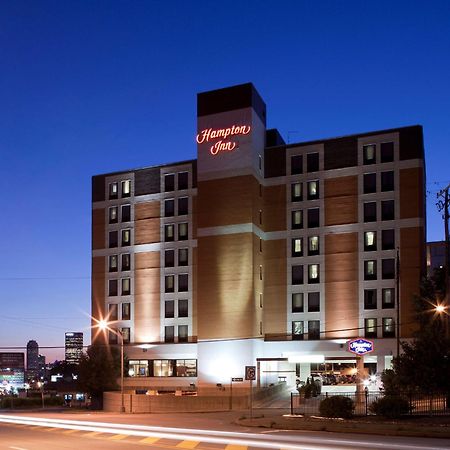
[{"xmin": 37, "ymin": 381, "xmax": 44, "ymax": 409}]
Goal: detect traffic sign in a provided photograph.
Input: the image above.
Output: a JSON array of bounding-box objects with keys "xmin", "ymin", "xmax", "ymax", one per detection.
[
  {"xmin": 348, "ymin": 338, "xmax": 374, "ymax": 355},
  {"xmin": 231, "ymin": 377, "xmax": 243, "ymax": 382},
  {"xmin": 245, "ymin": 365, "xmax": 256, "ymax": 381}
]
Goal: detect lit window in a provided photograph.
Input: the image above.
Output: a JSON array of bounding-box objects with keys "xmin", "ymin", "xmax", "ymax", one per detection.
[
  {"xmin": 109, "ymin": 182, "xmax": 118, "ymax": 199},
  {"xmin": 109, "ymin": 255, "xmax": 118, "ymax": 272},
  {"xmin": 121, "ymin": 180, "xmax": 131, "ymax": 198},
  {"xmin": 365, "ymin": 318, "xmax": 377, "ymax": 338},
  {"xmin": 121, "ymin": 229, "xmax": 131, "ymax": 246},
  {"xmin": 308, "ymin": 292, "xmax": 320, "ymax": 312},
  {"xmin": 128, "ymin": 360, "xmax": 149, "ymax": 377},
  {"xmin": 178, "ymin": 248, "xmax": 188, "ymax": 266},
  {"xmin": 121, "ymin": 253, "xmax": 131, "ymax": 271},
  {"xmin": 121, "ymin": 204, "xmax": 131, "ymax": 222},
  {"xmin": 364, "ymin": 260, "xmax": 377, "ymax": 280},
  {"xmin": 364, "ymin": 231, "xmax": 377, "ymax": 251},
  {"xmin": 291, "ymin": 183, "xmax": 302, "ymax": 201},
  {"xmin": 176, "ymin": 359, "xmax": 197, "ymax": 377},
  {"xmin": 122, "ymin": 303, "xmax": 131, "ymax": 320},
  {"xmin": 109, "ymin": 206, "xmax": 118, "ymax": 224},
  {"xmin": 382, "ymin": 318, "xmax": 395, "ymax": 337},
  {"xmin": 363, "ymin": 144, "xmax": 376, "ymax": 164},
  {"xmin": 165, "ymin": 224, "xmax": 174, "ymax": 242},
  {"xmin": 165, "ymin": 300, "xmax": 174, "ymax": 318},
  {"xmin": 308, "ymin": 320, "xmax": 320, "ymax": 340},
  {"xmin": 364, "ymin": 289, "xmax": 377, "ymax": 309},
  {"xmin": 178, "ymin": 222, "xmax": 188, "ymax": 240},
  {"xmin": 307, "ymin": 180, "xmax": 319, "ymax": 200},
  {"xmin": 292, "ymin": 238, "xmax": 303, "ymax": 257},
  {"xmin": 292, "ymin": 293, "xmax": 304, "ymax": 313},
  {"xmin": 382, "ymin": 288, "xmax": 395, "ymax": 309},
  {"xmin": 153, "ymin": 359, "xmax": 174, "ymax": 376},
  {"xmin": 292, "ymin": 210, "xmax": 303, "ymax": 229},
  {"xmin": 121, "ymin": 278, "xmax": 131, "ymax": 295},
  {"xmin": 108, "ymin": 303, "xmax": 118, "ymax": 321},
  {"xmin": 178, "ymin": 325, "xmax": 188, "ymax": 343},
  {"xmin": 292, "ymin": 321, "xmax": 304, "ymax": 340},
  {"xmin": 165, "ymin": 275, "xmax": 174, "ymax": 293},
  {"xmin": 164, "ymin": 327, "xmax": 174, "ymax": 343},
  {"xmin": 308, "ymin": 264, "xmax": 320, "ymax": 283},
  {"xmin": 308, "ymin": 236, "xmax": 319, "ymax": 255}
]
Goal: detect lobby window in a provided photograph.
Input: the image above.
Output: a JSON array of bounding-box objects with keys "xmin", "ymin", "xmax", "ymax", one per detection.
[
  {"xmin": 292, "ymin": 293, "xmax": 304, "ymax": 313},
  {"xmin": 154, "ymin": 359, "xmax": 174, "ymax": 377},
  {"xmin": 382, "ymin": 258, "xmax": 395, "ymax": 279},
  {"xmin": 121, "ymin": 229, "xmax": 131, "ymax": 246},
  {"xmin": 121, "ymin": 253, "xmax": 131, "ymax": 271},
  {"xmin": 122, "ymin": 302, "xmax": 131, "ymax": 320},
  {"xmin": 307, "ymin": 208, "xmax": 320, "ymax": 228},
  {"xmin": 364, "ymin": 289, "xmax": 377, "ymax": 309},
  {"xmin": 308, "ymin": 236, "xmax": 319, "ymax": 255},
  {"xmin": 109, "ymin": 182, "xmax": 118, "ymax": 199},
  {"xmin": 292, "ymin": 265, "xmax": 304, "ymax": 285},
  {"xmin": 165, "ymin": 249, "xmax": 175, "ymax": 267},
  {"xmin": 176, "ymin": 359, "xmax": 197, "ymax": 377},
  {"xmin": 165, "ymin": 275, "xmax": 174, "ymax": 293},
  {"xmin": 308, "ymin": 264, "xmax": 320, "ymax": 283},
  {"xmin": 109, "ymin": 255, "xmax": 118, "ymax": 272},
  {"xmin": 382, "ymin": 318, "xmax": 395, "ymax": 337},
  {"xmin": 308, "ymin": 320, "xmax": 320, "ymax": 340},
  {"xmin": 178, "ymin": 274, "xmax": 188, "ymax": 292},
  {"xmin": 382, "ymin": 288, "xmax": 395, "ymax": 309},
  {"xmin": 178, "ymin": 299, "xmax": 188, "ymax": 318},
  {"xmin": 292, "ymin": 238, "xmax": 303, "ymax": 257},
  {"xmin": 178, "ymin": 222, "xmax": 188, "ymax": 240},
  {"xmin": 291, "ymin": 182, "xmax": 303, "ymax": 202},
  {"xmin": 307, "ymin": 180, "xmax": 319, "ymax": 200},
  {"xmin": 363, "ymin": 144, "xmax": 376, "ymax": 165},
  {"xmin": 291, "ymin": 155, "xmax": 303, "ymax": 175},
  {"xmin": 363, "ymin": 202, "xmax": 377, "ymax": 222},
  {"xmin": 165, "ymin": 199, "xmax": 175, "ymax": 217},
  {"xmin": 291, "ymin": 210, "xmax": 303, "ymax": 229},
  {"xmin": 381, "ymin": 142, "xmax": 394, "ymax": 163},
  {"xmin": 121, "ymin": 204, "xmax": 131, "ymax": 222},
  {"xmin": 165, "ymin": 224, "xmax": 174, "ymax": 242},
  {"xmin": 364, "ymin": 231, "xmax": 377, "ymax": 251},
  {"xmin": 178, "ymin": 197, "xmax": 188, "ymax": 215},
  {"xmin": 381, "ymin": 200, "xmax": 395, "ymax": 221},
  {"xmin": 308, "ymin": 292, "xmax": 320, "ymax": 312},
  {"xmin": 109, "ymin": 231, "xmax": 118, "ymax": 248},
  {"xmin": 128, "ymin": 360, "xmax": 149, "ymax": 377},
  {"xmin": 178, "ymin": 172, "xmax": 188, "ymax": 190},
  {"xmin": 381, "ymin": 171, "xmax": 394, "ymax": 192},
  {"xmin": 292, "ymin": 321, "xmax": 304, "ymax": 340},
  {"xmin": 121, "ymin": 278, "xmax": 131, "ymax": 295},
  {"xmin": 165, "ymin": 173, "xmax": 175, "ymax": 192},
  {"xmin": 165, "ymin": 300, "xmax": 174, "ymax": 318},
  {"xmin": 109, "ymin": 279, "xmax": 118, "ymax": 297},
  {"xmin": 178, "ymin": 248, "xmax": 188, "ymax": 266},
  {"xmin": 178, "ymin": 325, "xmax": 188, "ymax": 343},
  {"xmin": 165, "ymin": 326, "xmax": 174, "ymax": 343},
  {"xmin": 382, "ymin": 229, "xmax": 395, "ymax": 250},
  {"xmin": 121, "ymin": 180, "xmax": 131, "ymax": 198},
  {"xmin": 364, "ymin": 260, "xmax": 377, "ymax": 280},
  {"xmin": 363, "ymin": 173, "xmax": 376, "ymax": 194},
  {"xmin": 108, "ymin": 303, "xmax": 118, "ymax": 321},
  {"xmin": 307, "ymin": 153, "xmax": 319, "ymax": 173},
  {"xmin": 109, "ymin": 206, "xmax": 118, "ymax": 224},
  {"xmin": 365, "ymin": 318, "xmax": 377, "ymax": 338}
]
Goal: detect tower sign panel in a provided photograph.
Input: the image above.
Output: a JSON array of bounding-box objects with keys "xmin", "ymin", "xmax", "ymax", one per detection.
[{"xmin": 196, "ymin": 125, "xmax": 251, "ymax": 155}]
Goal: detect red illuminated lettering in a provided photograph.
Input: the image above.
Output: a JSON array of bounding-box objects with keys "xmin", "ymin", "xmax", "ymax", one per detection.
[{"xmin": 196, "ymin": 124, "xmax": 251, "ymax": 156}]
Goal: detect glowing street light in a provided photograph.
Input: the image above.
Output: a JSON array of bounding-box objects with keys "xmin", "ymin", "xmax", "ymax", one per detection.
[{"xmin": 435, "ymin": 304, "xmax": 446, "ymax": 314}]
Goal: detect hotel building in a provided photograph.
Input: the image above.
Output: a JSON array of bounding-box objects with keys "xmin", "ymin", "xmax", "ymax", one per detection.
[{"xmin": 92, "ymin": 83, "xmax": 425, "ymax": 393}]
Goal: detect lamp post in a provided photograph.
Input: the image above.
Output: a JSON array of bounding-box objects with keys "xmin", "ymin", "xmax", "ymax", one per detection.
[{"xmin": 37, "ymin": 381, "xmax": 44, "ymax": 409}]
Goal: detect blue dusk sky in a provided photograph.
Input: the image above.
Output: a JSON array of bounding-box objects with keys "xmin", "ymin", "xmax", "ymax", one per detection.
[{"xmin": 0, "ymin": 1, "xmax": 449, "ymax": 361}]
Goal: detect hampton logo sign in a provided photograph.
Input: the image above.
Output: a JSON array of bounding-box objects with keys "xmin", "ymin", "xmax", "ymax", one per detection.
[
  {"xmin": 196, "ymin": 125, "xmax": 251, "ymax": 155},
  {"xmin": 348, "ymin": 338, "xmax": 374, "ymax": 356}
]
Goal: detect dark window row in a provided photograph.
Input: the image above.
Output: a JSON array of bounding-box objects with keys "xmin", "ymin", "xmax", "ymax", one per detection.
[
  {"xmin": 165, "ymin": 248, "xmax": 189, "ymax": 267},
  {"xmin": 364, "ymin": 288, "xmax": 395, "ymax": 310},
  {"xmin": 363, "ymin": 229, "xmax": 395, "ymax": 251},
  {"xmin": 164, "ymin": 325, "xmax": 189, "ymax": 343},
  {"xmin": 292, "ymin": 320, "xmax": 320, "ymax": 340},
  {"xmin": 292, "ymin": 292, "xmax": 320, "ymax": 313},
  {"xmin": 165, "ymin": 299, "xmax": 189, "ymax": 318},
  {"xmin": 364, "ymin": 200, "xmax": 395, "ymax": 222},
  {"xmin": 291, "ymin": 208, "xmax": 320, "ymax": 229},
  {"xmin": 109, "ymin": 229, "xmax": 131, "ymax": 248},
  {"xmin": 109, "ymin": 278, "xmax": 131, "ymax": 296},
  {"xmin": 108, "ymin": 302, "xmax": 131, "ymax": 321},
  {"xmin": 109, "ymin": 204, "xmax": 131, "ymax": 224},
  {"xmin": 164, "ymin": 197, "xmax": 189, "ymax": 217},
  {"xmin": 364, "ymin": 259, "xmax": 396, "ymax": 280},
  {"xmin": 291, "ymin": 152, "xmax": 319, "ymax": 175},
  {"xmin": 363, "ymin": 142, "xmax": 394, "ymax": 165},
  {"xmin": 363, "ymin": 170, "xmax": 394, "ymax": 193},
  {"xmin": 292, "ymin": 264, "xmax": 320, "ymax": 284},
  {"xmin": 109, "ymin": 327, "xmax": 131, "ymax": 344},
  {"xmin": 108, "ymin": 253, "xmax": 131, "ymax": 272},
  {"xmin": 164, "ymin": 172, "xmax": 189, "ymax": 192},
  {"xmin": 165, "ymin": 274, "xmax": 189, "ymax": 293}
]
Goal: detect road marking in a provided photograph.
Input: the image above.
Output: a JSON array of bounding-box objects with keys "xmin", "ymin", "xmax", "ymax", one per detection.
[
  {"xmin": 140, "ymin": 437, "xmax": 160, "ymax": 444},
  {"xmin": 176, "ymin": 440, "xmax": 200, "ymax": 449},
  {"xmin": 109, "ymin": 434, "xmax": 128, "ymax": 440},
  {"xmin": 225, "ymin": 446, "xmax": 247, "ymax": 450},
  {"xmin": 83, "ymin": 431, "xmax": 103, "ymax": 438}
]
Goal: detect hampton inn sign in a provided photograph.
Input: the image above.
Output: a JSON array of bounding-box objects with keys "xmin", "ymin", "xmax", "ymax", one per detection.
[{"xmin": 196, "ymin": 125, "xmax": 251, "ymax": 155}]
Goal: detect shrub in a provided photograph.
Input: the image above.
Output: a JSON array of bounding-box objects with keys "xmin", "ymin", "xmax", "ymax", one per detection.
[
  {"xmin": 369, "ymin": 395, "xmax": 409, "ymax": 418},
  {"xmin": 319, "ymin": 395, "xmax": 354, "ymax": 419}
]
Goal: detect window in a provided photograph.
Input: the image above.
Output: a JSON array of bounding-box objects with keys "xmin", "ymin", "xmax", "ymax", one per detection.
[
  {"xmin": 109, "ymin": 206, "xmax": 118, "ymax": 224},
  {"xmin": 109, "ymin": 255, "xmax": 118, "ymax": 272},
  {"xmin": 121, "ymin": 229, "xmax": 131, "ymax": 246},
  {"xmin": 165, "ymin": 174, "xmax": 175, "ymax": 192},
  {"xmin": 121, "ymin": 180, "xmax": 131, "ymax": 198},
  {"xmin": 122, "ymin": 303, "xmax": 131, "ymax": 320},
  {"xmin": 165, "ymin": 326, "xmax": 174, "ymax": 343},
  {"xmin": 364, "ymin": 231, "xmax": 377, "ymax": 251},
  {"xmin": 382, "ymin": 318, "xmax": 395, "ymax": 337},
  {"xmin": 121, "ymin": 278, "xmax": 131, "ymax": 295},
  {"xmin": 121, "ymin": 204, "xmax": 131, "ymax": 222},
  {"xmin": 364, "ymin": 202, "xmax": 377, "ymax": 222},
  {"xmin": 364, "ymin": 260, "xmax": 377, "ymax": 280},
  {"xmin": 363, "ymin": 173, "xmax": 376, "ymax": 194},
  {"xmin": 364, "ymin": 289, "xmax": 377, "ymax": 309},
  {"xmin": 165, "ymin": 224, "xmax": 174, "ymax": 242},
  {"xmin": 259, "ymin": 210, "xmax": 262, "ymax": 225},
  {"xmin": 308, "ymin": 236, "xmax": 319, "ymax": 255},
  {"xmin": 108, "ymin": 303, "xmax": 118, "ymax": 321},
  {"xmin": 307, "ymin": 208, "xmax": 320, "ymax": 228},
  {"xmin": 121, "ymin": 253, "xmax": 131, "ymax": 271},
  {"xmin": 307, "ymin": 153, "xmax": 319, "ymax": 172},
  {"xmin": 109, "ymin": 330, "xmax": 118, "ymax": 344},
  {"xmin": 308, "ymin": 292, "xmax": 320, "ymax": 312},
  {"xmin": 308, "ymin": 320, "xmax": 320, "ymax": 340},
  {"xmin": 178, "ymin": 223, "xmax": 188, "ymax": 240},
  {"xmin": 121, "ymin": 327, "xmax": 130, "ymax": 344},
  {"xmin": 307, "ymin": 180, "xmax": 319, "ymax": 200},
  {"xmin": 178, "ymin": 172, "xmax": 188, "ymax": 190},
  {"xmin": 381, "ymin": 142, "xmax": 394, "ymax": 163},
  {"xmin": 165, "ymin": 275, "xmax": 174, "ymax": 293},
  {"xmin": 128, "ymin": 360, "xmax": 149, "ymax": 377},
  {"xmin": 109, "ymin": 279, "xmax": 118, "ymax": 296},
  {"xmin": 259, "ymin": 265, "xmax": 263, "ymax": 280},
  {"xmin": 109, "ymin": 231, "xmax": 118, "ymax": 248},
  {"xmin": 165, "ymin": 300, "xmax": 174, "ymax": 318},
  {"xmin": 292, "ymin": 238, "xmax": 303, "ymax": 257},
  {"xmin": 381, "ymin": 171, "xmax": 394, "ymax": 191},
  {"xmin": 291, "ymin": 210, "xmax": 303, "ymax": 229},
  {"xmin": 381, "ymin": 200, "xmax": 395, "ymax": 220},
  {"xmin": 292, "ymin": 293, "xmax": 304, "ymax": 313},
  {"xmin": 291, "ymin": 155, "xmax": 303, "ymax": 175},
  {"xmin": 178, "ymin": 299, "xmax": 188, "ymax": 317},
  {"xmin": 382, "ymin": 258, "xmax": 395, "ymax": 279},
  {"xmin": 382, "ymin": 288, "xmax": 395, "ymax": 309},
  {"xmin": 178, "ymin": 248, "xmax": 188, "ymax": 266},
  {"xmin": 365, "ymin": 318, "xmax": 377, "ymax": 338},
  {"xmin": 382, "ymin": 229, "xmax": 395, "ymax": 250},
  {"xmin": 292, "ymin": 321, "xmax": 304, "ymax": 340},
  {"xmin": 178, "ymin": 325, "xmax": 188, "ymax": 343},
  {"xmin": 178, "ymin": 274, "xmax": 188, "ymax": 292},
  {"xmin": 154, "ymin": 359, "xmax": 175, "ymax": 376},
  {"xmin": 165, "ymin": 249, "xmax": 175, "ymax": 267},
  {"xmin": 109, "ymin": 182, "xmax": 118, "ymax": 199},
  {"xmin": 176, "ymin": 359, "xmax": 197, "ymax": 377},
  {"xmin": 308, "ymin": 264, "xmax": 320, "ymax": 283},
  {"xmin": 363, "ymin": 144, "xmax": 376, "ymax": 164},
  {"xmin": 291, "ymin": 182, "xmax": 302, "ymax": 201},
  {"xmin": 292, "ymin": 265, "xmax": 303, "ymax": 285},
  {"xmin": 165, "ymin": 199, "xmax": 175, "ymax": 217},
  {"xmin": 178, "ymin": 197, "xmax": 188, "ymax": 215}
]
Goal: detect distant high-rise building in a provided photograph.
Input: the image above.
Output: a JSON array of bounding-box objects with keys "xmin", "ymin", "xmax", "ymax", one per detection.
[
  {"xmin": 38, "ymin": 354, "xmax": 46, "ymax": 380},
  {"xmin": 26, "ymin": 340, "xmax": 39, "ymax": 381},
  {"xmin": 65, "ymin": 332, "xmax": 83, "ymax": 365},
  {"xmin": 427, "ymin": 241, "xmax": 446, "ymax": 276},
  {"xmin": 0, "ymin": 352, "xmax": 25, "ymax": 390}
]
